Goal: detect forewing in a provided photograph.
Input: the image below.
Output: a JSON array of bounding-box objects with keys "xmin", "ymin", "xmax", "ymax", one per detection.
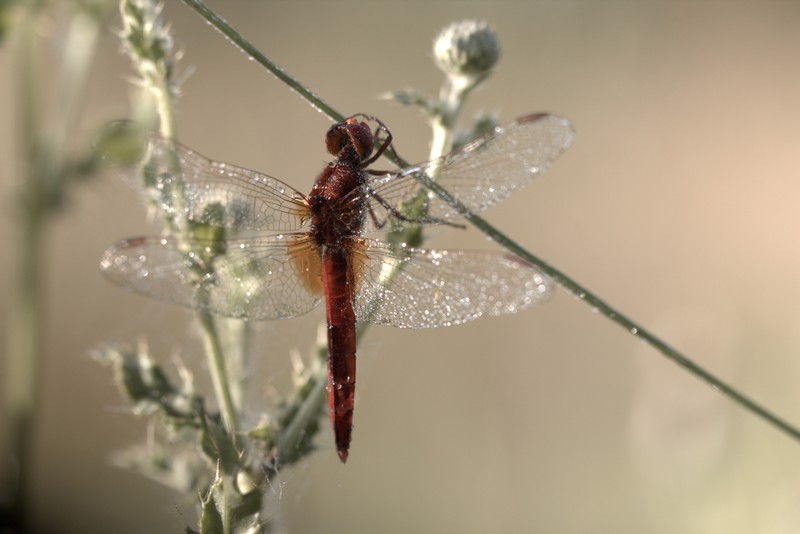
[
  {"xmin": 113, "ymin": 135, "xmax": 311, "ymax": 233},
  {"xmin": 367, "ymin": 114, "xmax": 574, "ymax": 227},
  {"xmin": 100, "ymin": 233, "xmax": 323, "ymax": 320},
  {"xmin": 352, "ymin": 238, "xmax": 552, "ymax": 328}
]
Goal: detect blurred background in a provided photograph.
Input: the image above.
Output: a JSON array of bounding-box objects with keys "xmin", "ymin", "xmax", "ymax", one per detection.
[{"xmin": 2, "ymin": 1, "xmax": 800, "ymax": 532}]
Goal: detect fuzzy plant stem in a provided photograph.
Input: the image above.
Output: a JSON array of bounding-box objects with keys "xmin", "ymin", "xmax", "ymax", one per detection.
[
  {"xmin": 429, "ymin": 74, "xmax": 479, "ymax": 164},
  {"xmin": 180, "ymin": 2, "xmax": 800, "ymax": 444},
  {"xmin": 152, "ymin": 79, "xmax": 240, "ymax": 435},
  {"xmin": 118, "ymin": 2, "xmax": 246, "ymax": 530},
  {"xmin": 158, "ymin": 83, "xmax": 240, "ymax": 436},
  {"xmin": 124, "ymin": 0, "xmax": 241, "ymax": 436},
  {"xmin": 197, "ymin": 312, "xmax": 240, "ymax": 435}
]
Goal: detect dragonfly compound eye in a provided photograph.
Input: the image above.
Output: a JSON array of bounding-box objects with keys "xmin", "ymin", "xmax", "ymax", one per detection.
[{"xmin": 325, "ymin": 120, "xmax": 374, "ymax": 161}]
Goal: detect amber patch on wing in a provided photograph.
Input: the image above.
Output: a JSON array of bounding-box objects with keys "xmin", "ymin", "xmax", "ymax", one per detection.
[
  {"xmin": 347, "ymin": 238, "xmax": 369, "ymax": 293},
  {"xmin": 290, "ymin": 196, "xmax": 313, "ymax": 226},
  {"xmin": 288, "ymin": 237, "xmax": 323, "ymax": 296}
]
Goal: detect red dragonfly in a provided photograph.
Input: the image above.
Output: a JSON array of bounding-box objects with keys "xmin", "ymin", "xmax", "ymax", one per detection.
[{"xmin": 100, "ymin": 113, "xmax": 574, "ymax": 462}]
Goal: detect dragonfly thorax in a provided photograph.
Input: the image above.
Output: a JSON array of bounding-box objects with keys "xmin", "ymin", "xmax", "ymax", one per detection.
[{"xmin": 309, "ymin": 161, "xmax": 368, "ymax": 246}]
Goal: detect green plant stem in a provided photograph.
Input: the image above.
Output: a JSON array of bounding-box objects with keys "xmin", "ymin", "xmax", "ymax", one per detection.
[
  {"xmin": 4, "ymin": 6, "xmax": 40, "ymax": 525},
  {"xmin": 160, "ymin": 120, "xmax": 241, "ymax": 436},
  {"xmin": 198, "ymin": 312, "xmax": 240, "ymax": 434},
  {"xmin": 154, "ymin": 75, "xmax": 176, "ymax": 140},
  {"xmin": 142, "ymin": 36, "xmax": 241, "ymax": 436},
  {"xmin": 429, "ymin": 74, "xmax": 471, "ymax": 165},
  {"xmin": 180, "ymin": 1, "xmax": 800, "ymax": 443},
  {"xmin": 6, "ymin": 212, "xmax": 41, "ymax": 526}
]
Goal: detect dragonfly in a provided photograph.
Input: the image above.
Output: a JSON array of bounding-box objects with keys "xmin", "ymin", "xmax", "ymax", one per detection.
[{"xmin": 100, "ymin": 113, "xmax": 574, "ymax": 462}]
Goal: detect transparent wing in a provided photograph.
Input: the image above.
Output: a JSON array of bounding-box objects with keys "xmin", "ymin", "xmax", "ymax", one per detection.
[
  {"xmin": 100, "ymin": 233, "xmax": 323, "ymax": 320},
  {"xmin": 366, "ymin": 113, "xmax": 574, "ymax": 228},
  {"xmin": 113, "ymin": 135, "xmax": 311, "ymax": 233},
  {"xmin": 352, "ymin": 238, "xmax": 552, "ymax": 328}
]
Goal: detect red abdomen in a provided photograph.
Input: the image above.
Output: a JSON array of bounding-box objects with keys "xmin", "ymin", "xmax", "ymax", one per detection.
[{"xmin": 321, "ymin": 246, "xmax": 358, "ymax": 462}]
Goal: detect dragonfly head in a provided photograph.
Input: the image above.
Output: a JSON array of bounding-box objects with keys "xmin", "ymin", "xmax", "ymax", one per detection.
[{"xmin": 325, "ymin": 118, "xmax": 375, "ymax": 162}]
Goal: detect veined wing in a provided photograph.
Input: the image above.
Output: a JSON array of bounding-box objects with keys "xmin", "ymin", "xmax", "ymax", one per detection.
[
  {"xmin": 100, "ymin": 233, "xmax": 323, "ymax": 320},
  {"xmin": 366, "ymin": 114, "xmax": 573, "ymax": 227},
  {"xmin": 351, "ymin": 238, "xmax": 552, "ymax": 329},
  {"xmin": 112, "ymin": 135, "xmax": 311, "ymax": 233}
]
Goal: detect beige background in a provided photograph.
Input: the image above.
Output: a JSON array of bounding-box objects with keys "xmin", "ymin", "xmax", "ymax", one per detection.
[{"xmin": 3, "ymin": 1, "xmax": 800, "ymax": 532}]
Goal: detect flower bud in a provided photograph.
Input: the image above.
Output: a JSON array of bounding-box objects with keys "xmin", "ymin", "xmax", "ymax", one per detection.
[{"xmin": 433, "ymin": 20, "xmax": 500, "ymax": 79}]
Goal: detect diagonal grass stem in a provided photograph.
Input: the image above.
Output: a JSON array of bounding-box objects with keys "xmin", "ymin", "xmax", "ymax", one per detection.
[{"xmin": 181, "ymin": 0, "xmax": 800, "ymax": 444}]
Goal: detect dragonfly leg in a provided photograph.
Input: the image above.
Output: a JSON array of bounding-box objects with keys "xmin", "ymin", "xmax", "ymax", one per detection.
[
  {"xmin": 346, "ymin": 113, "xmax": 394, "ymax": 166},
  {"xmin": 369, "ymin": 188, "xmax": 466, "ymax": 229}
]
